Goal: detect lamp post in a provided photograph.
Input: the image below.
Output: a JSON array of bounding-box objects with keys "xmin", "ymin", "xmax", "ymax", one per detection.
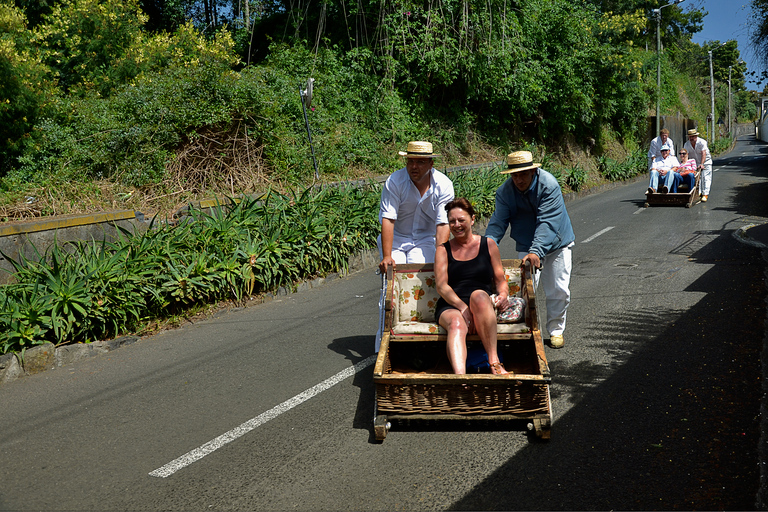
[
  {"xmin": 708, "ymin": 42, "xmax": 727, "ymax": 142},
  {"xmin": 728, "ymin": 65, "xmax": 732, "ymax": 134},
  {"xmin": 653, "ymin": 0, "xmax": 685, "ymax": 136},
  {"xmin": 709, "ymin": 50, "xmax": 714, "ymax": 141}
]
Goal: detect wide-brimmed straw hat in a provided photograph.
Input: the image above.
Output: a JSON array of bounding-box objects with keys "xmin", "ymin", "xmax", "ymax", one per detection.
[
  {"xmin": 398, "ymin": 141, "xmax": 440, "ymax": 158},
  {"xmin": 687, "ymin": 128, "xmax": 700, "ymax": 137},
  {"xmin": 501, "ymin": 151, "xmax": 542, "ymax": 174}
]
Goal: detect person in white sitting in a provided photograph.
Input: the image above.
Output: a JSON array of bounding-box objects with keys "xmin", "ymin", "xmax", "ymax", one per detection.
[{"xmin": 647, "ymin": 143, "xmax": 679, "ymax": 194}]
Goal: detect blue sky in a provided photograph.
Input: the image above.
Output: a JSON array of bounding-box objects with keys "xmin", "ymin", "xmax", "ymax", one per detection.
[{"xmin": 687, "ymin": 0, "xmax": 765, "ymax": 90}]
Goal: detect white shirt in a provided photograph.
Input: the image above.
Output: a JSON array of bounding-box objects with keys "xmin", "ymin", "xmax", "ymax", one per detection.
[
  {"xmin": 684, "ymin": 138, "xmax": 712, "ymax": 166},
  {"xmin": 648, "ymin": 136, "xmax": 675, "ymax": 162},
  {"xmin": 379, "ymin": 167, "xmax": 454, "ymax": 253},
  {"xmin": 651, "ymin": 154, "xmax": 680, "ymax": 173}
]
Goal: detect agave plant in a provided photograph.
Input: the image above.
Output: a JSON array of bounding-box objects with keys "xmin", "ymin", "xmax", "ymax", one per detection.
[{"xmin": 0, "ymin": 170, "xmax": 513, "ymax": 354}]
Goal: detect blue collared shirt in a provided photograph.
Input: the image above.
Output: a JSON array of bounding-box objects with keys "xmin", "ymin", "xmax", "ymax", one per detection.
[{"xmin": 485, "ymin": 169, "xmax": 575, "ymax": 258}]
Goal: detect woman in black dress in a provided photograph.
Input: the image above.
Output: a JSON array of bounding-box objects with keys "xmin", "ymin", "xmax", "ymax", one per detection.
[{"xmin": 434, "ymin": 198, "xmax": 510, "ymax": 374}]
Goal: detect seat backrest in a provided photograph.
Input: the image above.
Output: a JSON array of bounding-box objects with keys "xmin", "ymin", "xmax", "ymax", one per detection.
[
  {"xmin": 393, "ymin": 266, "xmax": 523, "ymax": 324},
  {"xmin": 395, "ymin": 271, "xmax": 440, "ymax": 323}
]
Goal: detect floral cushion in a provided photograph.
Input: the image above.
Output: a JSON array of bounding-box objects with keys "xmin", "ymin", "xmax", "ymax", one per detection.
[
  {"xmin": 504, "ymin": 267, "xmax": 523, "ymax": 298},
  {"xmin": 395, "ymin": 272, "xmax": 440, "ymax": 323}
]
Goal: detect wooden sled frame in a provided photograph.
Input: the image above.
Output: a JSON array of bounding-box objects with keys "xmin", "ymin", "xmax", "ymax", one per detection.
[
  {"xmin": 372, "ymin": 259, "xmax": 552, "ymax": 442},
  {"xmin": 644, "ymin": 171, "xmax": 701, "ymax": 208}
]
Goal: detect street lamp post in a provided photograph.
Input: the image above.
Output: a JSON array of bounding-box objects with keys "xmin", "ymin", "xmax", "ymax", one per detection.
[
  {"xmin": 709, "ymin": 49, "xmax": 715, "ymax": 141},
  {"xmin": 728, "ymin": 65, "xmax": 732, "ymax": 134},
  {"xmin": 653, "ymin": 0, "xmax": 685, "ymax": 137},
  {"xmin": 708, "ymin": 42, "xmax": 727, "ymax": 142}
]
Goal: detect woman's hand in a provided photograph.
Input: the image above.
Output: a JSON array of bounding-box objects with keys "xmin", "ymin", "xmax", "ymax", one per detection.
[{"xmin": 493, "ymin": 293, "xmax": 509, "ymax": 312}]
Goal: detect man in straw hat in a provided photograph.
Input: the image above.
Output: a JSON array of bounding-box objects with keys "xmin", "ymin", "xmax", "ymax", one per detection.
[
  {"xmin": 374, "ymin": 141, "xmax": 455, "ymax": 351},
  {"xmin": 683, "ymin": 128, "xmax": 713, "ymax": 202},
  {"xmin": 485, "ymin": 151, "xmax": 575, "ymax": 349}
]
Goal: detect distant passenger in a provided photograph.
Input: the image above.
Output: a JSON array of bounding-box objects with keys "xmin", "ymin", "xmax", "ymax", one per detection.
[
  {"xmin": 648, "ymin": 143, "xmax": 679, "ymax": 194},
  {"xmin": 672, "ymin": 149, "xmax": 697, "ymax": 193}
]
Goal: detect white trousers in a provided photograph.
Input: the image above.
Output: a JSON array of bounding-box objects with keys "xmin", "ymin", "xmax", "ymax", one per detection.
[
  {"xmin": 375, "ymin": 239, "xmax": 435, "ymax": 352},
  {"xmin": 518, "ymin": 242, "xmax": 573, "ymax": 337},
  {"xmin": 699, "ymin": 163, "xmax": 713, "ymax": 195}
]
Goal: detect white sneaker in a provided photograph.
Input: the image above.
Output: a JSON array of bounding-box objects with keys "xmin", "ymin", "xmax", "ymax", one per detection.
[{"xmin": 550, "ymin": 335, "xmax": 564, "ymax": 348}]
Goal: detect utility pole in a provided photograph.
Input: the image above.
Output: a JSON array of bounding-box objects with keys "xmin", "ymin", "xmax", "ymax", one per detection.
[
  {"xmin": 652, "ymin": 0, "xmax": 685, "ymax": 136},
  {"xmin": 709, "ymin": 50, "xmax": 715, "ymax": 142},
  {"xmin": 728, "ymin": 65, "xmax": 732, "ymax": 134}
]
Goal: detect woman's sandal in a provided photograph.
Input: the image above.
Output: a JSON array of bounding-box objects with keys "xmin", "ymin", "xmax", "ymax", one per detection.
[{"xmin": 489, "ymin": 361, "xmax": 508, "ymax": 375}]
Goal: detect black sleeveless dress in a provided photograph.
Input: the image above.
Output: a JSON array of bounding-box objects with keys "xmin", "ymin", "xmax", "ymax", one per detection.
[{"xmin": 434, "ymin": 236, "xmax": 495, "ymax": 323}]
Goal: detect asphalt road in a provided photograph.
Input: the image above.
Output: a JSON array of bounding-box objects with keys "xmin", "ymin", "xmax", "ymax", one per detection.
[{"xmin": 1, "ymin": 136, "xmax": 767, "ymax": 511}]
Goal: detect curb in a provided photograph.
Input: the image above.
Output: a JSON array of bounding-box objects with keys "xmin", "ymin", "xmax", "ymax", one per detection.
[
  {"xmin": 734, "ymin": 224, "xmax": 768, "ymax": 250},
  {"xmin": 0, "ymin": 335, "xmax": 141, "ymax": 386}
]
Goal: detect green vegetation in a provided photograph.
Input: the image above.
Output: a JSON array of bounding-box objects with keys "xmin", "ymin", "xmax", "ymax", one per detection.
[
  {"xmin": 0, "ymin": 185, "xmax": 378, "ymax": 353},
  {"xmin": 0, "ymin": 0, "xmax": 759, "ymax": 352}
]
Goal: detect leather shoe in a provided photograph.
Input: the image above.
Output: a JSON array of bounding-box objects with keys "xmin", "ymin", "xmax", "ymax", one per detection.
[
  {"xmin": 550, "ymin": 334, "xmax": 564, "ymax": 348},
  {"xmin": 660, "ymin": 185, "xmax": 669, "ymax": 194},
  {"xmin": 647, "ymin": 187, "xmax": 655, "ymax": 194}
]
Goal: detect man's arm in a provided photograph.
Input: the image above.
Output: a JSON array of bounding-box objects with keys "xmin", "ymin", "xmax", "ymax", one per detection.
[
  {"xmin": 435, "ymin": 223, "xmax": 450, "ymax": 247},
  {"xmin": 647, "ymin": 137, "xmax": 658, "ymax": 159},
  {"xmin": 379, "ymin": 218, "xmax": 396, "ymax": 273},
  {"xmin": 485, "ymin": 186, "xmax": 512, "ymax": 245}
]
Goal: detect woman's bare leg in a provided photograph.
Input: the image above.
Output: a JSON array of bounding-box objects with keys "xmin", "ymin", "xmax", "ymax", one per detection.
[
  {"xmin": 438, "ymin": 310, "xmax": 469, "ymax": 374},
  {"xmin": 469, "ymin": 290, "xmax": 508, "ymax": 374}
]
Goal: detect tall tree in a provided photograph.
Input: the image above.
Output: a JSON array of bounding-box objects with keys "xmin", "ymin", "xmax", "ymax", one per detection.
[{"xmin": 750, "ymin": 0, "xmax": 768, "ymax": 84}]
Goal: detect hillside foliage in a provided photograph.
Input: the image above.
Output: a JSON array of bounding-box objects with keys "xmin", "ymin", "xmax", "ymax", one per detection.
[
  {"xmin": 0, "ymin": 0, "xmax": 758, "ymax": 353},
  {"xmin": 0, "ymin": 0, "xmax": 753, "ymax": 219}
]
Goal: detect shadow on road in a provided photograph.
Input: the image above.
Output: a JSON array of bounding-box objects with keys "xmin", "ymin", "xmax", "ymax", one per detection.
[
  {"xmin": 449, "ymin": 147, "xmax": 768, "ymax": 510},
  {"xmin": 448, "ymin": 227, "xmax": 764, "ymax": 510}
]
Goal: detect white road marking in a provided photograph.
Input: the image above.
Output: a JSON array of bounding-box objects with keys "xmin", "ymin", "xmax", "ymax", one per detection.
[
  {"xmin": 633, "ymin": 208, "xmax": 645, "ymax": 215},
  {"xmin": 149, "ymin": 355, "xmax": 377, "ymax": 478},
  {"xmin": 581, "ymin": 226, "xmax": 615, "ymax": 244}
]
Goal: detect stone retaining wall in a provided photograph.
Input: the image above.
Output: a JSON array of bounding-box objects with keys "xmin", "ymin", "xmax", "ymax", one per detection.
[{"xmin": 0, "ymin": 210, "xmax": 147, "ymax": 284}]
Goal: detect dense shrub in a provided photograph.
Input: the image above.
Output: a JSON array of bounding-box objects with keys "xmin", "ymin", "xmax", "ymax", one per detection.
[
  {"xmin": 597, "ymin": 148, "xmax": 645, "ymax": 182},
  {"xmin": 0, "ymin": 166, "xmax": 514, "ymax": 354}
]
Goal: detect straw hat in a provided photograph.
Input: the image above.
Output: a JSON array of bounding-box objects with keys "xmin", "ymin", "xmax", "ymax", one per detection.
[
  {"xmin": 398, "ymin": 141, "xmax": 440, "ymax": 158},
  {"xmin": 501, "ymin": 151, "xmax": 542, "ymax": 174},
  {"xmin": 687, "ymin": 128, "xmax": 700, "ymax": 137}
]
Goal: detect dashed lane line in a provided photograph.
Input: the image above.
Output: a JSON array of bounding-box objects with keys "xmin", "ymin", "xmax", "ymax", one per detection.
[
  {"xmin": 149, "ymin": 355, "xmax": 377, "ymax": 478},
  {"xmin": 581, "ymin": 226, "xmax": 615, "ymax": 244}
]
